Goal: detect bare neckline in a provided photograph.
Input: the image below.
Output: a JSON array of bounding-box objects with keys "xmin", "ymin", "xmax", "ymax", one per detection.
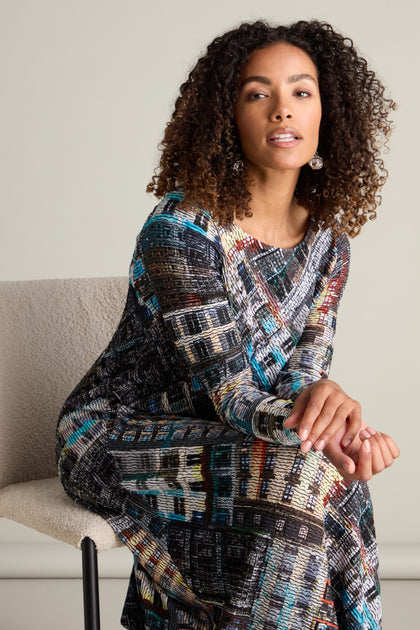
[{"xmin": 231, "ymin": 219, "xmax": 313, "ymax": 251}]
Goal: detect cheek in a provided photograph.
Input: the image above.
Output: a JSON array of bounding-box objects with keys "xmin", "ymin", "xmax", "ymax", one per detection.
[
  {"xmin": 235, "ymin": 106, "xmax": 263, "ymax": 141},
  {"xmin": 313, "ymin": 106, "xmax": 322, "ymax": 133},
  {"xmin": 236, "ymin": 114, "xmax": 253, "ymax": 140},
  {"xmin": 236, "ymin": 123, "xmax": 259, "ymax": 156},
  {"xmin": 306, "ymin": 110, "xmax": 322, "ymax": 144}
]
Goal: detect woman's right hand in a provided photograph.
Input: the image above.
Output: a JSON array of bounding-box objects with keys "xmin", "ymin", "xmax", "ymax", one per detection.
[
  {"xmin": 284, "ymin": 378, "xmax": 362, "ymax": 452},
  {"xmin": 323, "ymin": 424, "xmax": 400, "ymax": 480}
]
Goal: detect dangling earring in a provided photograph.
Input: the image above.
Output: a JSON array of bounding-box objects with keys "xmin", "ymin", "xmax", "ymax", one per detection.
[
  {"xmin": 308, "ymin": 151, "xmax": 324, "ymax": 170},
  {"xmin": 233, "ymin": 159, "xmax": 244, "ymax": 174},
  {"xmin": 226, "ymin": 134, "xmax": 244, "ymax": 174}
]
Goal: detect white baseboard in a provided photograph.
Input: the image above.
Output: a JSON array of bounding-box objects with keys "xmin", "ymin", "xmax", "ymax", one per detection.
[
  {"xmin": 0, "ymin": 542, "xmax": 418, "ymax": 580},
  {"xmin": 378, "ymin": 543, "xmax": 420, "ymax": 579},
  {"xmin": 0, "ymin": 543, "xmax": 132, "ymax": 578}
]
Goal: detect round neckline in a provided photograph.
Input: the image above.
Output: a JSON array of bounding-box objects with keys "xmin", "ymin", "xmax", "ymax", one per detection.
[{"xmin": 230, "ymin": 218, "xmax": 314, "ymax": 252}]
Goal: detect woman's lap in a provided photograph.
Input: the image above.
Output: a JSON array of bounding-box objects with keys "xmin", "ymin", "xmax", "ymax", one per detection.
[{"xmin": 57, "ymin": 405, "xmax": 379, "ymax": 629}]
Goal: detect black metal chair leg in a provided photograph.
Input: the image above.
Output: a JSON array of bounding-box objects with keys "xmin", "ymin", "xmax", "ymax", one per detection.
[{"xmin": 81, "ymin": 537, "xmax": 101, "ymax": 630}]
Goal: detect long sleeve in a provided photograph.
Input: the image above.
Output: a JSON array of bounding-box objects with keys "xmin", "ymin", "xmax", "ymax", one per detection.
[
  {"xmin": 130, "ymin": 197, "xmax": 301, "ymax": 445},
  {"xmin": 273, "ymin": 233, "xmax": 350, "ymax": 400}
]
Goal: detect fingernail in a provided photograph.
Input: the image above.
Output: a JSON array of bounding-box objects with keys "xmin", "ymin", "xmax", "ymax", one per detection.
[
  {"xmin": 300, "ymin": 429, "xmax": 309, "ymax": 441},
  {"xmin": 300, "ymin": 440, "xmax": 312, "ymax": 452},
  {"xmin": 342, "ymin": 439, "xmax": 351, "ymax": 449},
  {"xmin": 315, "ymin": 439, "xmax": 325, "ymax": 451},
  {"xmin": 364, "ymin": 440, "xmax": 371, "ymax": 452}
]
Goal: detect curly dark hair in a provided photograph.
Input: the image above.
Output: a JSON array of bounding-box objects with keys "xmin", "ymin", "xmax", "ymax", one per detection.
[{"xmin": 147, "ymin": 20, "xmax": 396, "ymax": 237}]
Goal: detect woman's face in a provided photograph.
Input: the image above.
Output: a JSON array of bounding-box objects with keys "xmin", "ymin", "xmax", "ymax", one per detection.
[{"xmin": 234, "ymin": 42, "xmax": 322, "ymax": 178}]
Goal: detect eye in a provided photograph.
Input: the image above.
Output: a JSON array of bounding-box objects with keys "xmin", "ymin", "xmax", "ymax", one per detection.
[
  {"xmin": 246, "ymin": 91, "xmax": 268, "ymax": 101},
  {"xmin": 295, "ymin": 90, "xmax": 310, "ymax": 98}
]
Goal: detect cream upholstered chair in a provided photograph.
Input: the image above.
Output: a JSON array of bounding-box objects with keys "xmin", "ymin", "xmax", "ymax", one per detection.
[{"xmin": 0, "ymin": 278, "xmax": 128, "ymax": 630}]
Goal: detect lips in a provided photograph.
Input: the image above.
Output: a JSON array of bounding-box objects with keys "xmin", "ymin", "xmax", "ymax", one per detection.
[{"xmin": 268, "ymin": 127, "xmax": 302, "ymax": 143}]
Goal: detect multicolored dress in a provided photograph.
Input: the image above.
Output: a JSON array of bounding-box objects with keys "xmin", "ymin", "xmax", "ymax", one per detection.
[{"xmin": 56, "ymin": 191, "xmax": 382, "ymax": 630}]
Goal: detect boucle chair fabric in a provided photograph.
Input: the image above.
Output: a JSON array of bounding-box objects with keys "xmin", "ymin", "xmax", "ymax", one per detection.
[
  {"xmin": 0, "ymin": 478, "xmax": 122, "ymax": 551},
  {"xmin": 0, "ymin": 277, "xmax": 127, "ymax": 551}
]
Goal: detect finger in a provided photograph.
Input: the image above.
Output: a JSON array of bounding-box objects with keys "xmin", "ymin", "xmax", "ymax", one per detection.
[
  {"xmin": 340, "ymin": 404, "xmax": 362, "ymax": 448},
  {"xmin": 312, "ymin": 400, "xmax": 360, "ymax": 451},
  {"xmin": 335, "ymin": 454, "xmax": 356, "ymax": 478},
  {"xmin": 353, "ymin": 439, "xmax": 373, "ymax": 481},
  {"xmin": 284, "ymin": 390, "xmax": 310, "ymax": 428},
  {"xmin": 377, "ymin": 434, "xmax": 395, "ymax": 467},
  {"xmin": 371, "ymin": 433, "xmax": 395, "ymax": 470},
  {"xmin": 298, "ymin": 399, "xmax": 329, "ymax": 442},
  {"xmin": 299, "ymin": 390, "xmax": 342, "ymax": 447},
  {"xmin": 311, "ymin": 401, "xmax": 349, "ymax": 451},
  {"xmin": 283, "ymin": 415, "xmax": 300, "ymax": 429},
  {"xmin": 340, "ymin": 453, "xmax": 356, "ymax": 477},
  {"xmin": 359, "ymin": 425, "xmax": 377, "ymax": 442},
  {"xmin": 323, "ymin": 441, "xmax": 356, "ymax": 477},
  {"xmin": 284, "ymin": 408, "xmax": 302, "ymax": 429},
  {"xmin": 381, "ymin": 433, "xmax": 400, "ymax": 459},
  {"xmin": 368, "ymin": 435, "xmax": 386, "ymax": 474}
]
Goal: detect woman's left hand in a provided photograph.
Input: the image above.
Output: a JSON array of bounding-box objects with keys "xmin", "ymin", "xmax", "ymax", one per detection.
[{"xmin": 323, "ymin": 424, "xmax": 400, "ymax": 480}]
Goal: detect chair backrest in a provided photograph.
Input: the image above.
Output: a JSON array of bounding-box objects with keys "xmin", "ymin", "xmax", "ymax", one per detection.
[{"xmin": 0, "ymin": 277, "xmax": 128, "ymax": 489}]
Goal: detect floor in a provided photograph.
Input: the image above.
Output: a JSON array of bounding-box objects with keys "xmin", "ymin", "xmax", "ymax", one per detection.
[{"xmin": 0, "ymin": 579, "xmax": 418, "ymax": 629}]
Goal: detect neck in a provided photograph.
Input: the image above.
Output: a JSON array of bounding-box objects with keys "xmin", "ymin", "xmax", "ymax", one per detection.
[{"xmin": 236, "ymin": 166, "xmax": 309, "ymax": 248}]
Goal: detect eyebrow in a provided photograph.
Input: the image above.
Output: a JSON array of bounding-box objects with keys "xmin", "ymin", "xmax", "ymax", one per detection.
[
  {"xmin": 288, "ymin": 73, "xmax": 317, "ymax": 84},
  {"xmin": 239, "ymin": 73, "xmax": 317, "ymax": 88}
]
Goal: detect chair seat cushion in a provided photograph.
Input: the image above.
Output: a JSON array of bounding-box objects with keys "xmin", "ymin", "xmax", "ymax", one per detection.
[{"xmin": 0, "ymin": 477, "xmax": 123, "ymax": 552}]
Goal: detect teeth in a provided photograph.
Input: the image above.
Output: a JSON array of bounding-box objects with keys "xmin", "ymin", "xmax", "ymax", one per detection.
[{"xmin": 271, "ymin": 134, "xmax": 297, "ymax": 141}]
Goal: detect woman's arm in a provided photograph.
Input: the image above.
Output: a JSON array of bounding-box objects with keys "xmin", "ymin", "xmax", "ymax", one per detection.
[
  {"xmin": 269, "ymin": 234, "xmax": 363, "ymax": 451},
  {"xmin": 278, "ymin": 234, "xmax": 399, "ymax": 471},
  {"xmin": 274, "ymin": 233, "xmax": 350, "ymax": 398},
  {"xmin": 131, "ymin": 198, "xmax": 301, "ymax": 445}
]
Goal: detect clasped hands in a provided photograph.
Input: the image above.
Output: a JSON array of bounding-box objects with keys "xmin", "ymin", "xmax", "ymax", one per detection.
[{"xmin": 283, "ymin": 379, "xmax": 400, "ymax": 480}]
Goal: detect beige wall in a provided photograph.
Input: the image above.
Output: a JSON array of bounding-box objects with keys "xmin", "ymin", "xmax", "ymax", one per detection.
[{"xmin": 1, "ymin": 0, "xmax": 418, "ymax": 573}]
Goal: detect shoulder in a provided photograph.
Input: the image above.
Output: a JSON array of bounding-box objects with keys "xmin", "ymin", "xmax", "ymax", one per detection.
[
  {"xmin": 332, "ymin": 232, "xmax": 350, "ymax": 280},
  {"xmin": 309, "ymin": 226, "xmax": 351, "ymax": 300},
  {"xmin": 139, "ymin": 190, "xmax": 220, "ymax": 251},
  {"xmin": 336, "ymin": 231, "xmax": 350, "ymax": 260},
  {"xmin": 310, "ymin": 223, "xmax": 350, "ymax": 271}
]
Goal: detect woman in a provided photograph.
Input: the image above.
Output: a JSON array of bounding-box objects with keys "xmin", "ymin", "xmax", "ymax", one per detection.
[{"xmin": 57, "ymin": 19, "xmax": 399, "ymax": 630}]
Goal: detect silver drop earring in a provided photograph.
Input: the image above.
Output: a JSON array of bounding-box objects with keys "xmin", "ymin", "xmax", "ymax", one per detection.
[
  {"xmin": 233, "ymin": 159, "xmax": 244, "ymax": 174},
  {"xmin": 308, "ymin": 152, "xmax": 324, "ymax": 170}
]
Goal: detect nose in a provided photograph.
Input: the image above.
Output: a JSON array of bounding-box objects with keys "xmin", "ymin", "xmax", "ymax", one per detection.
[
  {"xmin": 274, "ymin": 112, "xmax": 292, "ymax": 120},
  {"xmin": 271, "ymin": 110, "xmax": 292, "ymax": 122},
  {"xmin": 270, "ymin": 98, "xmax": 293, "ymax": 122}
]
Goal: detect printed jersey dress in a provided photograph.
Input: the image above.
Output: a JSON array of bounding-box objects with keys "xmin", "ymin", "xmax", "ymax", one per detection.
[{"xmin": 56, "ymin": 191, "xmax": 382, "ymax": 630}]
